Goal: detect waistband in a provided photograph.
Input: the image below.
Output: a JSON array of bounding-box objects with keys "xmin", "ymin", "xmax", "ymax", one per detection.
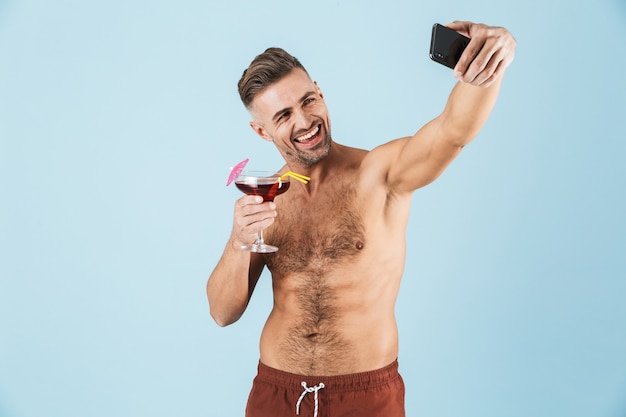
[{"xmin": 255, "ymin": 359, "xmax": 401, "ymax": 393}]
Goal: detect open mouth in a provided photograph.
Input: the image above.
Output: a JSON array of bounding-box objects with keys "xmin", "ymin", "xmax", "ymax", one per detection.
[{"xmin": 293, "ymin": 124, "xmax": 321, "ymax": 145}]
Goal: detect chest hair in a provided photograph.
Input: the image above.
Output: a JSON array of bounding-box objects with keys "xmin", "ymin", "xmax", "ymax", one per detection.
[{"xmin": 264, "ymin": 182, "xmax": 365, "ymax": 277}]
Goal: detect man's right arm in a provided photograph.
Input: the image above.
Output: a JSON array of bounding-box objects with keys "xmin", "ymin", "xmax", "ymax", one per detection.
[{"xmin": 206, "ymin": 195, "xmax": 275, "ymax": 326}]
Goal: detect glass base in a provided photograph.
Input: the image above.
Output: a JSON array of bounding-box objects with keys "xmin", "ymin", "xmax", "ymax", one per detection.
[{"xmin": 241, "ymin": 243, "xmax": 278, "ymax": 253}]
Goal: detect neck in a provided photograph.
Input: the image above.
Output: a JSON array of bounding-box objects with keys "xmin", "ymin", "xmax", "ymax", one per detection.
[{"xmin": 284, "ymin": 142, "xmax": 350, "ymax": 195}]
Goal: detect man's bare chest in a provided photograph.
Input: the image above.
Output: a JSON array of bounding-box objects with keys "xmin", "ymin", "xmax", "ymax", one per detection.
[{"xmin": 263, "ymin": 185, "xmax": 366, "ymax": 276}]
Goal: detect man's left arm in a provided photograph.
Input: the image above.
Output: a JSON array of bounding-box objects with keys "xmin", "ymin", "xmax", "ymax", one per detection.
[{"xmin": 383, "ymin": 21, "xmax": 516, "ymax": 193}]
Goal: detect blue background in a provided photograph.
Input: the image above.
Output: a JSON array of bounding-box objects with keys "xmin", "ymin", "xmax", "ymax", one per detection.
[{"xmin": 1, "ymin": 0, "xmax": 625, "ymax": 416}]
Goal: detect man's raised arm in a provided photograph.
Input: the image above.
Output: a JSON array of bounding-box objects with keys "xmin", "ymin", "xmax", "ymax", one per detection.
[{"xmin": 382, "ymin": 21, "xmax": 516, "ymax": 194}]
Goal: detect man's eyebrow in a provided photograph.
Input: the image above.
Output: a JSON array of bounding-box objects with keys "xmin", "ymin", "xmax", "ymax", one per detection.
[
  {"xmin": 271, "ymin": 91, "xmax": 317, "ymax": 123},
  {"xmin": 299, "ymin": 91, "xmax": 316, "ymax": 103},
  {"xmin": 271, "ymin": 106, "xmax": 291, "ymax": 123}
]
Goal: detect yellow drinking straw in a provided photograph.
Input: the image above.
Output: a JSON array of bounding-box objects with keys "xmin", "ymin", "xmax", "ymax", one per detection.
[{"xmin": 279, "ymin": 171, "xmax": 310, "ymax": 184}]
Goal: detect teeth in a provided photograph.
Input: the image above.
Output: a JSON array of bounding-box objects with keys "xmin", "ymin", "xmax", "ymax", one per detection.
[{"xmin": 295, "ymin": 126, "xmax": 319, "ymax": 143}]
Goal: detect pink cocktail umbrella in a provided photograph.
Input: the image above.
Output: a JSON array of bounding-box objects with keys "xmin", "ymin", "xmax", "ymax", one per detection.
[{"xmin": 226, "ymin": 158, "xmax": 249, "ymax": 186}]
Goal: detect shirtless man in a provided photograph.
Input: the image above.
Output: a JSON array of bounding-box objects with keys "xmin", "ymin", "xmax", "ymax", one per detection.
[{"xmin": 207, "ymin": 21, "xmax": 516, "ymax": 417}]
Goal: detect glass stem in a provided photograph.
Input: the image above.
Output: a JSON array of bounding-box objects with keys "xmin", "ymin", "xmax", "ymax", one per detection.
[{"xmin": 257, "ymin": 230, "xmax": 265, "ymax": 245}]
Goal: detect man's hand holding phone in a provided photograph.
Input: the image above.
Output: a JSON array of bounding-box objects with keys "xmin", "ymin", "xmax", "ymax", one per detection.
[{"xmin": 432, "ymin": 21, "xmax": 516, "ymax": 88}]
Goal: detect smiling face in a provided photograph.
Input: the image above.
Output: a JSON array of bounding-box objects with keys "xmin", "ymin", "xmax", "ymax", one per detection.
[{"xmin": 249, "ymin": 68, "xmax": 332, "ymax": 168}]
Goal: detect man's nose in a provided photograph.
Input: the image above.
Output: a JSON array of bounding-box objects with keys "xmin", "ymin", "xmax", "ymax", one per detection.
[{"xmin": 293, "ymin": 108, "xmax": 311, "ymax": 130}]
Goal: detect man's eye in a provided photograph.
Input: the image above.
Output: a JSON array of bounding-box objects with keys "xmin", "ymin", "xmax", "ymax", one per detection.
[{"xmin": 304, "ymin": 97, "xmax": 315, "ymax": 105}]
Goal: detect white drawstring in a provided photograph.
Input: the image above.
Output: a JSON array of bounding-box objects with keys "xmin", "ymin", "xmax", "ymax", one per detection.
[{"xmin": 295, "ymin": 381, "xmax": 325, "ymax": 417}]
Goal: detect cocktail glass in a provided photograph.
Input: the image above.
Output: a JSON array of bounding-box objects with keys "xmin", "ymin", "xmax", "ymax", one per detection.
[{"xmin": 234, "ymin": 171, "xmax": 290, "ymax": 253}]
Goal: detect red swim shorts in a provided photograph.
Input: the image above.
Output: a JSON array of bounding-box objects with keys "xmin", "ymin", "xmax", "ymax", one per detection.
[{"xmin": 245, "ymin": 360, "xmax": 405, "ymax": 417}]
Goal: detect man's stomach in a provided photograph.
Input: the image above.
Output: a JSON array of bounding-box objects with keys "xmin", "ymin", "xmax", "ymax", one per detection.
[{"xmin": 258, "ymin": 284, "xmax": 400, "ymax": 376}]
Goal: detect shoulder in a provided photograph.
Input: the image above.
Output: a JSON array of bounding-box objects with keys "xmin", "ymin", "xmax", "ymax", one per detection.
[
  {"xmin": 367, "ymin": 137, "xmax": 412, "ymax": 161},
  {"xmin": 358, "ymin": 136, "xmax": 412, "ymax": 182}
]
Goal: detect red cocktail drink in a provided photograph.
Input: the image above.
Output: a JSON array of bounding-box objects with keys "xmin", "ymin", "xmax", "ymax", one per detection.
[
  {"xmin": 234, "ymin": 171, "xmax": 291, "ymax": 253},
  {"xmin": 235, "ymin": 179, "xmax": 290, "ymax": 202}
]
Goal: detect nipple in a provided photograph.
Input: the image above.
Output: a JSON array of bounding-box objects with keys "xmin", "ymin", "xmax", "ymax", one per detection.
[{"xmin": 355, "ymin": 241, "xmax": 364, "ymax": 250}]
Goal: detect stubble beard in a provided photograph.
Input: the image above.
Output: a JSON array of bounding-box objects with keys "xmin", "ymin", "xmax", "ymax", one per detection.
[{"xmin": 292, "ymin": 125, "xmax": 332, "ymax": 168}]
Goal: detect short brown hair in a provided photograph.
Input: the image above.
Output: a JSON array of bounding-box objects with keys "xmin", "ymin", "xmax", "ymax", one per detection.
[{"xmin": 237, "ymin": 47, "xmax": 308, "ymax": 109}]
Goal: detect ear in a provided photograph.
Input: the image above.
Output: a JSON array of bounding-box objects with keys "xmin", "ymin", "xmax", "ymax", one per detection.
[
  {"xmin": 314, "ymin": 81, "xmax": 324, "ymax": 99},
  {"xmin": 249, "ymin": 121, "xmax": 273, "ymax": 142}
]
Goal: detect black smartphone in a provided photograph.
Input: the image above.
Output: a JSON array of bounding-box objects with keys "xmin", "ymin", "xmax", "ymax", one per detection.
[{"xmin": 429, "ymin": 23, "xmax": 470, "ymax": 69}]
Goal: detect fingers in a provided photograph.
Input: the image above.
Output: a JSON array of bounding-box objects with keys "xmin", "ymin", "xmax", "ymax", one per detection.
[
  {"xmin": 232, "ymin": 195, "xmax": 277, "ymax": 245},
  {"xmin": 459, "ymin": 37, "xmax": 500, "ymax": 85},
  {"xmin": 451, "ymin": 23, "xmax": 517, "ymax": 88},
  {"xmin": 445, "ymin": 20, "xmax": 471, "ymax": 37}
]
